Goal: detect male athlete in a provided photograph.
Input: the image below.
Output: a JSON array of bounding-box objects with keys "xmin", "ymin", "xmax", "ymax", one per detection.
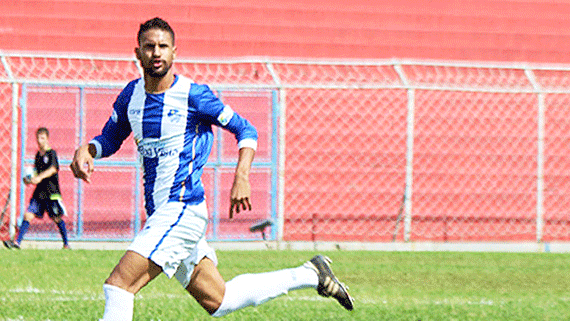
[
  {"xmin": 3, "ymin": 127, "xmax": 69, "ymax": 250},
  {"xmin": 70, "ymin": 17, "xmax": 353, "ymax": 320}
]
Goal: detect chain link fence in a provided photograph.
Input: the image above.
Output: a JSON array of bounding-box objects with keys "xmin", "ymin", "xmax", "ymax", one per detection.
[{"xmin": 1, "ymin": 53, "xmax": 570, "ymax": 243}]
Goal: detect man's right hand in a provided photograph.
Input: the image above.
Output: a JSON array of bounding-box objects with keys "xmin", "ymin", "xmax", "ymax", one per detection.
[{"xmin": 70, "ymin": 144, "xmax": 96, "ymax": 183}]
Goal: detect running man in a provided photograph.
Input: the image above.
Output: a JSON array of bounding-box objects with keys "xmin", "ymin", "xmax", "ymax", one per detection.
[
  {"xmin": 4, "ymin": 127, "xmax": 69, "ymax": 250},
  {"xmin": 70, "ymin": 17, "xmax": 353, "ymax": 320}
]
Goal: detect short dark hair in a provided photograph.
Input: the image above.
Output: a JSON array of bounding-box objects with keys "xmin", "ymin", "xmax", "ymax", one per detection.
[
  {"xmin": 138, "ymin": 17, "xmax": 175, "ymax": 45},
  {"xmin": 36, "ymin": 127, "xmax": 49, "ymax": 137}
]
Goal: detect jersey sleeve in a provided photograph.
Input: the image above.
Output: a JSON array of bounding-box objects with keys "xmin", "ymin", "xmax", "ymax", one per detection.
[
  {"xmin": 189, "ymin": 84, "xmax": 258, "ymax": 150},
  {"xmin": 90, "ymin": 81, "xmax": 135, "ymax": 158}
]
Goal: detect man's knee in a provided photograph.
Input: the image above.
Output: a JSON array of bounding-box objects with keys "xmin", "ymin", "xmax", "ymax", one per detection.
[
  {"xmin": 23, "ymin": 212, "xmax": 35, "ymax": 221},
  {"xmin": 105, "ymin": 250, "xmax": 162, "ymax": 294},
  {"xmin": 205, "ymin": 298, "xmax": 223, "ymax": 315},
  {"xmin": 105, "ymin": 266, "xmax": 129, "ymax": 290}
]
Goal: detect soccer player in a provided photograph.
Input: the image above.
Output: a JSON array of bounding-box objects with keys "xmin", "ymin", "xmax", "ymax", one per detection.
[
  {"xmin": 3, "ymin": 127, "xmax": 69, "ymax": 250},
  {"xmin": 70, "ymin": 17, "xmax": 353, "ymax": 320}
]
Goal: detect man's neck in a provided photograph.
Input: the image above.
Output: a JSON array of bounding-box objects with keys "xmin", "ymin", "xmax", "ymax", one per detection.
[{"xmin": 144, "ymin": 73, "xmax": 175, "ymax": 94}]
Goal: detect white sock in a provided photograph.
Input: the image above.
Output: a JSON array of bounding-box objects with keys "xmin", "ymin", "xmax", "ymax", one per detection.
[
  {"xmin": 101, "ymin": 284, "xmax": 135, "ymax": 321},
  {"xmin": 212, "ymin": 264, "xmax": 318, "ymax": 317}
]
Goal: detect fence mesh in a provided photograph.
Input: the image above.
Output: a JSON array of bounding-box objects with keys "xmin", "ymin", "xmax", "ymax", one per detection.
[
  {"xmin": 2, "ymin": 54, "xmax": 570, "ymax": 243},
  {"xmin": 0, "ymin": 82, "xmax": 12, "ymax": 241},
  {"xmin": 284, "ymin": 87, "xmax": 408, "ymax": 242}
]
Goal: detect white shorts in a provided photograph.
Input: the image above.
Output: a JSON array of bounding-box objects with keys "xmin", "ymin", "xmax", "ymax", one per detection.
[{"xmin": 128, "ymin": 200, "xmax": 218, "ymax": 288}]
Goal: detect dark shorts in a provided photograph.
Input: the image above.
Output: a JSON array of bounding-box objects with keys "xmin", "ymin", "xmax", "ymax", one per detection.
[{"xmin": 27, "ymin": 198, "xmax": 66, "ymax": 219}]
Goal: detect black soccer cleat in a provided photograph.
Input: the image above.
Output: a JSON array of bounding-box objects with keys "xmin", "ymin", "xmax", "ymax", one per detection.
[
  {"xmin": 3, "ymin": 240, "xmax": 20, "ymax": 250},
  {"xmin": 304, "ymin": 255, "xmax": 354, "ymax": 310}
]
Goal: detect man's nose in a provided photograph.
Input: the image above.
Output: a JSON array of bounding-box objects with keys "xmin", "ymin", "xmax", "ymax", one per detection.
[{"xmin": 152, "ymin": 45, "xmax": 160, "ymax": 56}]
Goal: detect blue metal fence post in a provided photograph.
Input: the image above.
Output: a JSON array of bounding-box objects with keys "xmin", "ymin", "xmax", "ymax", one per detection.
[
  {"xmin": 270, "ymin": 90, "xmax": 279, "ymax": 241},
  {"xmin": 212, "ymin": 90, "xmax": 224, "ymax": 241},
  {"xmin": 77, "ymin": 86, "xmax": 85, "ymax": 239}
]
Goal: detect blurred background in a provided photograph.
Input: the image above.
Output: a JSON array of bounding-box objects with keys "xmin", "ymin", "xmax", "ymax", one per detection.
[{"xmin": 2, "ymin": 0, "xmax": 570, "ymax": 247}]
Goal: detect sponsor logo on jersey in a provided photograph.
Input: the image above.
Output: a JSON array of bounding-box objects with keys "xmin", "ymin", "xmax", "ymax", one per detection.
[
  {"xmin": 167, "ymin": 109, "xmax": 183, "ymax": 123},
  {"xmin": 129, "ymin": 108, "xmax": 142, "ymax": 116},
  {"xmin": 138, "ymin": 145, "xmax": 180, "ymax": 158}
]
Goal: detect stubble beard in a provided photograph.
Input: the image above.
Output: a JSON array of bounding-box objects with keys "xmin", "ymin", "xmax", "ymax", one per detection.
[
  {"xmin": 143, "ymin": 60, "xmax": 172, "ymax": 78},
  {"xmin": 145, "ymin": 66, "xmax": 169, "ymax": 78}
]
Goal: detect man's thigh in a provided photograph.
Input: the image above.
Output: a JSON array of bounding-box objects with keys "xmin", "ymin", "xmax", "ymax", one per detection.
[
  {"xmin": 186, "ymin": 257, "xmax": 225, "ymax": 314},
  {"xmin": 26, "ymin": 198, "xmax": 45, "ymax": 219},
  {"xmin": 46, "ymin": 199, "xmax": 66, "ymax": 219},
  {"xmin": 106, "ymin": 250, "xmax": 163, "ymax": 294}
]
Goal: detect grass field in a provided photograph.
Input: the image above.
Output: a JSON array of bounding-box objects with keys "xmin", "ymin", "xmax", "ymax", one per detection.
[{"xmin": 1, "ymin": 249, "xmax": 570, "ymax": 320}]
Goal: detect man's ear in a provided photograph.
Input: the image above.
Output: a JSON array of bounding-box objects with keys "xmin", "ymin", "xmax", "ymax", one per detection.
[
  {"xmin": 172, "ymin": 46, "xmax": 177, "ymax": 59},
  {"xmin": 134, "ymin": 47, "xmax": 141, "ymax": 60}
]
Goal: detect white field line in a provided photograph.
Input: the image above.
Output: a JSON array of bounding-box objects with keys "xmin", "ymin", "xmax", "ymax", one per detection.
[
  {"xmin": 3, "ymin": 287, "xmax": 188, "ymax": 301},
  {"xmin": 286, "ymin": 296, "xmax": 499, "ymax": 306},
  {"xmin": 288, "ymin": 296, "xmax": 570, "ymax": 306},
  {"xmin": 8, "ymin": 287, "xmax": 84, "ymax": 295},
  {"xmin": 5, "ymin": 287, "xmax": 570, "ymax": 306}
]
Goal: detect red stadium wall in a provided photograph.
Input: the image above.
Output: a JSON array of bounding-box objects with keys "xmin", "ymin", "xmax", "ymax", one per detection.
[
  {"xmin": 3, "ymin": 1, "xmax": 570, "ymax": 243},
  {"xmin": 2, "ymin": 0, "xmax": 570, "ymax": 63}
]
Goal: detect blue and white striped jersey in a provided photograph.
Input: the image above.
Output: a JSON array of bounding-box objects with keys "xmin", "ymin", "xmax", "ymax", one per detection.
[{"xmin": 90, "ymin": 75, "xmax": 258, "ymax": 216}]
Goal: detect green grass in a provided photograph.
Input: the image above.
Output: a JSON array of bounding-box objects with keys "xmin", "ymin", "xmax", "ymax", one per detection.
[{"xmin": 1, "ymin": 249, "xmax": 570, "ymax": 320}]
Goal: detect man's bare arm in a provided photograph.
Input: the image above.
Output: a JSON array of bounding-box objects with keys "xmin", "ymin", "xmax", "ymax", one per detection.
[
  {"xmin": 229, "ymin": 147, "xmax": 255, "ymax": 219},
  {"xmin": 27, "ymin": 165, "xmax": 57, "ymax": 185}
]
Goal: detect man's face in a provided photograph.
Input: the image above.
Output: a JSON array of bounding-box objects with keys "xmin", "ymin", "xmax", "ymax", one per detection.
[
  {"xmin": 36, "ymin": 132, "xmax": 48, "ymax": 151},
  {"xmin": 136, "ymin": 28, "xmax": 176, "ymax": 78}
]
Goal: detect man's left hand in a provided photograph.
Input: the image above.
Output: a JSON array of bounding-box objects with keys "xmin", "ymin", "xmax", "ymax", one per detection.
[{"xmin": 229, "ymin": 175, "xmax": 252, "ymax": 218}]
